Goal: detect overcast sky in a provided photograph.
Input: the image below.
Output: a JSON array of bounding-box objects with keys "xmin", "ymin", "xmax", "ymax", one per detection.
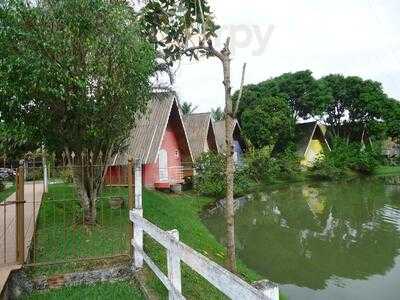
[{"xmin": 173, "ymin": 0, "xmax": 400, "ymax": 113}]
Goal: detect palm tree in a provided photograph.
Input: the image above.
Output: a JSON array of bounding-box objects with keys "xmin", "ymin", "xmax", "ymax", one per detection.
[
  {"xmin": 211, "ymin": 107, "xmax": 225, "ymax": 121},
  {"xmin": 181, "ymin": 101, "xmax": 198, "ymax": 116}
]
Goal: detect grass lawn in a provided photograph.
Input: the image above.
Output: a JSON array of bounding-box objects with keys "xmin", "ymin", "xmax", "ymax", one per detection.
[
  {"xmin": 140, "ymin": 189, "xmax": 262, "ymax": 299},
  {"xmin": 0, "ymin": 183, "xmax": 15, "ymax": 203},
  {"xmin": 29, "ymin": 184, "xmax": 131, "ymax": 276},
  {"xmin": 30, "ymin": 183, "xmax": 285, "ymax": 299},
  {"xmin": 23, "ymin": 280, "xmax": 144, "ymax": 300}
]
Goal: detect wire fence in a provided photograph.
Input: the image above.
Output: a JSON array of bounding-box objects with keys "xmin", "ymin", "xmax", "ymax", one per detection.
[
  {"xmin": 33, "ymin": 163, "xmax": 131, "ymax": 266},
  {"xmin": 2, "ymin": 151, "xmax": 194, "ymax": 272},
  {"xmin": 0, "ymin": 157, "xmax": 135, "ymax": 272}
]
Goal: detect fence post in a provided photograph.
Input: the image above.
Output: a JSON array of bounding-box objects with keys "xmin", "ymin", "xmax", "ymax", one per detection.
[
  {"xmin": 127, "ymin": 159, "xmax": 134, "ymax": 257},
  {"xmin": 134, "ymin": 159, "xmax": 142, "ymax": 209},
  {"xmin": 133, "ymin": 159, "xmax": 143, "ymax": 269},
  {"xmin": 16, "ymin": 166, "xmax": 25, "ymax": 264},
  {"xmin": 167, "ymin": 229, "xmax": 182, "ymax": 300},
  {"xmin": 42, "ymin": 146, "xmax": 48, "ymax": 193},
  {"xmin": 132, "ymin": 208, "xmax": 143, "ymax": 269}
]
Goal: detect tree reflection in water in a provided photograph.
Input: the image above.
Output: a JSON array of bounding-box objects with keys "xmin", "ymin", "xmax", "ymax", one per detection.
[{"xmin": 204, "ymin": 177, "xmax": 400, "ymax": 290}]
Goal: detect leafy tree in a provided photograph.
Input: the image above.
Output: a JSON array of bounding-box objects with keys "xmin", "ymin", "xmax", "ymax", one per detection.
[
  {"xmin": 241, "ymin": 96, "xmax": 294, "ymax": 148},
  {"xmin": 211, "ymin": 107, "xmax": 225, "ymax": 121},
  {"xmin": 0, "ymin": 122, "xmax": 39, "ymax": 160},
  {"xmin": 320, "ymin": 74, "xmax": 353, "ymax": 135},
  {"xmin": 321, "ymin": 75, "xmax": 389, "ymax": 139},
  {"xmin": 180, "ymin": 101, "xmax": 198, "ymax": 116},
  {"xmin": 275, "ymin": 70, "xmax": 330, "ymax": 119},
  {"xmin": 0, "ymin": 0, "xmax": 155, "ymax": 224},
  {"xmin": 237, "ymin": 70, "xmax": 329, "ymax": 121},
  {"xmin": 381, "ymin": 98, "xmax": 400, "ymax": 139},
  {"xmin": 236, "ymin": 70, "xmax": 329, "ymax": 152}
]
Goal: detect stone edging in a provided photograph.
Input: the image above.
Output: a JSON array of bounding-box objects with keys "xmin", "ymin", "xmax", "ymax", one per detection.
[{"xmin": 3, "ymin": 265, "xmax": 135, "ymax": 299}]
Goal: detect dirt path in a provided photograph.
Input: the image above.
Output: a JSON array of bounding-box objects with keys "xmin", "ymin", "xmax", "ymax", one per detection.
[{"xmin": 0, "ymin": 182, "xmax": 44, "ymax": 291}]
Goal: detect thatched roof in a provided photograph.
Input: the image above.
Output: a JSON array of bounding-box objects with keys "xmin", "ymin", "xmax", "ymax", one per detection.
[
  {"xmin": 184, "ymin": 113, "xmax": 216, "ymax": 160},
  {"xmin": 112, "ymin": 92, "xmax": 193, "ymax": 165},
  {"xmin": 295, "ymin": 121, "xmax": 330, "ymax": 156},
  {"xmin": 214, "ymin": 120, "xmax": 246, "ymax": 154}
]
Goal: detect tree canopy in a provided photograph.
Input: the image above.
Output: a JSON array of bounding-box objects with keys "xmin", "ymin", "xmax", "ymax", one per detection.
[
  {"xmin": 241, "ymin": 96, "xmax": 294, "ymax": 148},
  {"xmin": 0, "ymin": 0, "xmax": 155, "ymax": 224},
  {"xmin": 139, "ymin": 0, "xmax": 219, "ymax": 68},
  {"xmin": 0, "ymin": 122, "xmax": 38, "ymax": 160},
  {"xmin": 0, "ymin": 0, "xmax": 155, "ymax": 156},
  {"xmin": 380, "ymin": 98, "xmax": 400, "ymax": 139},
  {"xmin": 236, "ymin": 70, "xmax": 399, "ymax": 149},
  {"xmin": 236, "ymin": 70, "xmax": 329, "ymax": 121},
  {"xmin": 320, "ymin": 74, "xmax": 389, "ymax": 138}
]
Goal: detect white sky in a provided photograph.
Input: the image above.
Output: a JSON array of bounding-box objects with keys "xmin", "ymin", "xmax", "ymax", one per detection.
[{"xmin": 173, "ymin": 0, "xmax": 400, "ymax": 113}]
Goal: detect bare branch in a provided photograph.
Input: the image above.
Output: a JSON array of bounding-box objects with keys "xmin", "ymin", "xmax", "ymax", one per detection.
[
  {"xmin": 234, "ymin": 63, "xmax": 247, "ymax": 117},
  {"xmin": 182, "ymin": 40, "xmax": 224, "ymax": 62},
  {"xmin": 206, "ymin": 40, "xmax": 225, "ymax": 61}
]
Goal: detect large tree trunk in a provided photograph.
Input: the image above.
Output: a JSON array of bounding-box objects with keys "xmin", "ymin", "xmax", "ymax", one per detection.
[
  {"xmin": 73, "ymin": 176, "xmax": 97, "ymax": 225},
  {"xmin": 222, "ymin": 52, "xmax": 237, "ymax": 272},
  {"xmin": 225, "ymin": 114, "xmax": 236, "ymax": 272},
  {"xmin": 65, "ymin": 149, "xmax": 109, "ymax": 225}
]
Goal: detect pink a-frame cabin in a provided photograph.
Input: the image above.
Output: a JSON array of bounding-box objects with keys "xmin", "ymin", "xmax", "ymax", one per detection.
[{"xmin": 105, "ymin": 92, "xmax": 193, "ymax": 189}]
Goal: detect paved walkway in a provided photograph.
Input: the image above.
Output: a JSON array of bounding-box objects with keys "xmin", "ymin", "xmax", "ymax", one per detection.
[{"xmin": 0, "ymin": 182, "xmax": 44, "ymax": 292}]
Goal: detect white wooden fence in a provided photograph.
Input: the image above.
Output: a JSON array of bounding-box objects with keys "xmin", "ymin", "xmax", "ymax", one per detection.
[{"xmin": 131, "ymin": 160, "xmax": 279, "ymax": 300}]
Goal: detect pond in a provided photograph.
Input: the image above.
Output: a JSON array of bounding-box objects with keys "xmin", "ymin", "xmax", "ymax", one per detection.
[{"xmin": 203, "ymin": 177, "xmax": 400, "ymax": 300}]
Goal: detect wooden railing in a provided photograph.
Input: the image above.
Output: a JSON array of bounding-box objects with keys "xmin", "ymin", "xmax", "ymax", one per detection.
[{"xmin": 131, "ymin": 160, "xmax": 279, "ymax": 300}]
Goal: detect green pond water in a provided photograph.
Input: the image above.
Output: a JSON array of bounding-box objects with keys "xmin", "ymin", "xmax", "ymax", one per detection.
[{"xmin": 203, "ymin": 177, "xmax": 400, "ymax": 300}]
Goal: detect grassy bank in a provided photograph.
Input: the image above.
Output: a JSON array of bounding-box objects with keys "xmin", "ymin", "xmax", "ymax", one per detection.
[
  {"xmin": 375, "ymin": 166, "xmax": 400, "ymax": 176},
  {"xmin": 265, "ymin": 165, "xmax": 400, "ymax": 189},
  {"xmin": 30, "ymin": 184, "xmax": 283, "ymax": 299},
  {"xmin": 140, "ymin": 189, "xmax": 262, "ymax": 299},
  {"xmin": 0, "ymin": 183, "xmax": 15, "ymax": 203},
  {"xmin": 23, "ymin": 280, "xmax": 144, "ymax": 300}
]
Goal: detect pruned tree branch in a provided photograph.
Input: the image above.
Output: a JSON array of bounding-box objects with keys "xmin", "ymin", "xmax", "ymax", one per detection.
[{"xmin": 182, "ymin": 39, "xmax": 225, "ymax": 62}]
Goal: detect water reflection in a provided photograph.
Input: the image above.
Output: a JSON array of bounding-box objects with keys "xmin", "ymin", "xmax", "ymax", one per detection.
[{"xmin": 203, "ymin": 177, "xmax": 400, "ymax": 295}]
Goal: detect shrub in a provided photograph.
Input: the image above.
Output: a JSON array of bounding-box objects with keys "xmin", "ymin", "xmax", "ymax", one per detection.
[
  {"xmin": 309, "ymin": 138, "xmax": 381, "ymax": 179},
  {"xmin": 60, "ymin": 168, "xmax": 74, "ymax": 184},
  {"xmin": 348, "ymin": 144, "xmax": 381, "ymax": 174},
  {"xmin": 193, "ymin": 152, "xmax": 254, "ymax": 198},
  {"xmin": 243, "ymin": 146, "xmax": 301, "ymax": 184},
  {"xmin": 26, "ymin": 168, "xmax": 43, "ymax": 181},
  {"xmin": 193, "ymin": 153, "xmax": 225, "ymax": 197},
  {"xmin": 0, "ymin": 181, "xmax": 5, "ymax": 192},
  {"xmin": 234, "ymin": 167, "xmax": 254, "ymax": 196},
  {"xmin": 274, "ymin": 148, "xmax": 301, "ymax": 180},
  {"xmin": 309, "ymin": 157, "xmax": 345, "ymax": 181},
  {"xmin": 244, "ymin": 147, "xmax": 280, "ymax": 183}
]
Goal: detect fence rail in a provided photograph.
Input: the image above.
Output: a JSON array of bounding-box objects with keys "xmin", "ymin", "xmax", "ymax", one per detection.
[
  {"xmin": 130, "ymin": 161, "xmax": 279, "ymax": 300},
  {"xmin": 130, "ymin": 209, "xmax": 278, "ymax": 300}
]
